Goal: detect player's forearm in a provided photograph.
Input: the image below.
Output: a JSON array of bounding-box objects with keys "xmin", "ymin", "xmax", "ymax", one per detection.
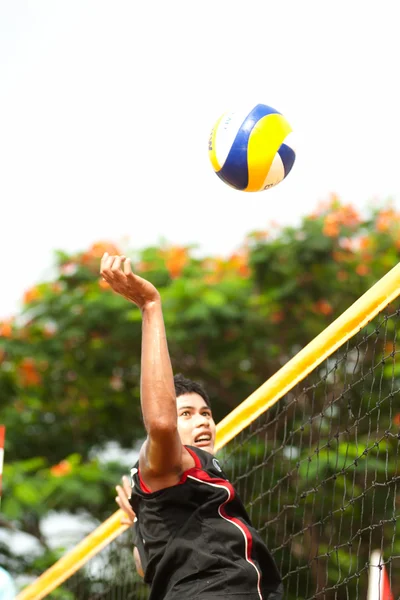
[
  {"xmin": 134, "ymin": 547, "xmax": 144, "ymax": 578},
  {"xmin": 140, "ymin": 300, "xmax": 177, "ymax": 433}
]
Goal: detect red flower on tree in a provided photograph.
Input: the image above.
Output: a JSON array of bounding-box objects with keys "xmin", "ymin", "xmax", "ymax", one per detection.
[
  {"xmin": 23, "ymin": 286, "xmax": 42, "ymax": 305},
  {"xmin": 18, "ymin": 358, "xmax": 42, "ymax": 387},
  {"xmin": 164, "ymin": 247, "xmax": 189, "ymax": 279},
  {"xmin": 0, "ymin": 319, "xmax": 13, "ymax": 338},
  {"xmin": 50, "ymin": 460, "xmax": 72, "ymax": 477},
  {"xmin": 313, "ymin": 299, "xmax": 333, "ymax": 316}
]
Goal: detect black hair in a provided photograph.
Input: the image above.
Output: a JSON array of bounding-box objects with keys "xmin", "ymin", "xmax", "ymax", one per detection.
[{"xmin": 173, "ymin": 373, "xmax": 211, "ymax": 409}]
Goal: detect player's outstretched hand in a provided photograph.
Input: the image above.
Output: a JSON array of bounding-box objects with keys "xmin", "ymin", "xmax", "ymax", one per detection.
[
  {"xmin": 115, "ymin": 475, "xmax": 136, "ymax": 527},
  {"xmin": 100, "ymin": 253, "xmax": 160, "ymax": 310}
]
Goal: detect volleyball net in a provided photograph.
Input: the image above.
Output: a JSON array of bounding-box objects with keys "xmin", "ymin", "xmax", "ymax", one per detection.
[
  {"xmin": 16, "ymin": 264, "xmax": 400, "ymax": 599},
  {"xmin": 222, "ymin": 311, "xmax": 399, "ymax": 599}
]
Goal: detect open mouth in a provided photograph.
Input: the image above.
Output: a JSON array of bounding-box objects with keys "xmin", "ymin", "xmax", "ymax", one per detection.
[{"xmin": 194, "ymin": 433, "xmax": 212, "ymax": 447}]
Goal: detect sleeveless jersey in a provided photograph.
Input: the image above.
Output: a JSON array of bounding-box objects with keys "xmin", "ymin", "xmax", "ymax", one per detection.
[{"xmin": 129, "ymin": 445, "xmax": 283, "ymax": 600}]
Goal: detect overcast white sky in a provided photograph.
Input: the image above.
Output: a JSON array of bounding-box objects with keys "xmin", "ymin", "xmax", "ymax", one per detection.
[{"xmin": 1, "ymin": 1, "xmax": 400, "ymax": 319}]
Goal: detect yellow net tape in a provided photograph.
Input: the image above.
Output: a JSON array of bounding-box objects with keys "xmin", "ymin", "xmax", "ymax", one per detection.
[
  {"xmin": 215, "ymin": 260, "xmax": 400, "ymax": 451},
  {"xmin": 16, "ymin": 261, "xmax": 400, "ymax": 600}
]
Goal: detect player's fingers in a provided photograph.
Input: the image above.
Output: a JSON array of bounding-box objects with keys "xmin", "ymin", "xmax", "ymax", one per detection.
[
  {"xmin": 118, "ymin": 475, "xmax": 131, "ymax": 498},
  {"xmin": 116, "ymin": 486, "xmax": 135, "ymax": 516},
  {"xmin": 111, "ymin": 256, "xmax": 124, "ymax": 273},
  {"xmin": 123, "ymin": 257, "xmax": 133, "ymax": 276},
  {"xmin": 116, "ymin": 484, "xmax": 129, "ymax": 504},
  {"xmin": 116, "ymin": 495, "xmax": 127, "ymax": 510},
  {"xmin": 101, "ymin": 254, "xmax": 116, "ymax": 277},
  {"xmin": 116, "ymin": 499, "xmax": 134, "ymax": 525},
  {"xmin": 115, "ymin": 495, "xmax": 131, "ymax": 514},
  {"xmin": 100, "ymin": 252, "xmax": 109, "ymax": 271},
  {"xmin": 122, "ymin": 475, "xmax": 132, "ymax": 498}
]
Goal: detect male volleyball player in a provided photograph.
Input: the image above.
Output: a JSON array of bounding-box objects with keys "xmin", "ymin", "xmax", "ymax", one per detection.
[{"xmin": 101, "ymin": 253, "xmax": 283, "ymax": 600}]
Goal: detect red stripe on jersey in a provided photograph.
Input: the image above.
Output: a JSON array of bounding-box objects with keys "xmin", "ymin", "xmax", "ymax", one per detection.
[
  {"xmin": 183, "ymin": 446, "xmax": 201, "ymax": 469},
  {"xmin": 138, "ymin": 470, "xmax": 152, "ymax": 493},
  {"xmin": 0, "ymin": 426, "xmax": 5, "ymax": 450},
  {"xmin": 137, "ymin": 446, "xmax": 202, "ymax": 494},
  {"xmin": 186, "ymin": 470, "xmax": 263, "ymax": 600}
]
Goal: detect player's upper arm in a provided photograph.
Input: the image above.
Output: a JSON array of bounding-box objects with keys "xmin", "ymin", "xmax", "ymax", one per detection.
[{"xmin": 139, "ymin": 424, "xmax": 185, "ymax": 488}]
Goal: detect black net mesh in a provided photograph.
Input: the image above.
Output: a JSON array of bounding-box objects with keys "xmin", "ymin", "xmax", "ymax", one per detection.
[
  {"xmin": 49, "ymin": 306, "xmax": 400, "ymax": 599},
  {"xmin": 221, "ymin": 305, "xmax": 400, "ymax": 599}
]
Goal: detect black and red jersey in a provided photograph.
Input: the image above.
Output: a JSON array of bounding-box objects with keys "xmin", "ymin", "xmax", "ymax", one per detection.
[{"xmin": 129, "ymin": 445, "xmax": 282, "ymax": 600}]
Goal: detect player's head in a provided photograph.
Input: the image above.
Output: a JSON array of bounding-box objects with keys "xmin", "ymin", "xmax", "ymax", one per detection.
[{"xmin": 174, "ymin": 374, "xmax": 216, "ymax": 454}]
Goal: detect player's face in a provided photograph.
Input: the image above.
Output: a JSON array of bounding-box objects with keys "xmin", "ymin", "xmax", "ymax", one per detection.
[{"xmin": 176, "ymin": 393, "xmax": 216, "ymax": 454}]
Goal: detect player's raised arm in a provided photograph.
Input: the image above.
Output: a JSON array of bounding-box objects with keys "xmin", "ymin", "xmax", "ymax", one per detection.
[{"xmin": 100, "ymin": 254, "xmax": 186, "ymax": 486}]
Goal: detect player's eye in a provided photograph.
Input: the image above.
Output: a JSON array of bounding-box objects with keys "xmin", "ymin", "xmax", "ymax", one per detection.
[{"xmin": 180, "ymin": 411, "xmax": 190, "ymax": 417}]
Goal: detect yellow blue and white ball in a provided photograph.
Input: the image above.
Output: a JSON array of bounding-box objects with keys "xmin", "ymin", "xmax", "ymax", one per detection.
[{"xmin": 208, "ymin": 104, "xmax": 295, "ymax": 192}]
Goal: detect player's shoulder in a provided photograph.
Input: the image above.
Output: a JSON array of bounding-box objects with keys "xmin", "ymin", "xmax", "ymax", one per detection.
[
  {"xmin": 129, "ymin": 446, "xmax": 228, "ymax": 493},
  {"xmin": 185, "ymin": 445, "xmax": 227, "ymax": 478}
]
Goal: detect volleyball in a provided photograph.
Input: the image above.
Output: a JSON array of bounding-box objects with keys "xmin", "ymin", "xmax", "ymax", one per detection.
[{"xmin": 208, "ymin": 103, "xmax": 295, "ymax": 192}]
